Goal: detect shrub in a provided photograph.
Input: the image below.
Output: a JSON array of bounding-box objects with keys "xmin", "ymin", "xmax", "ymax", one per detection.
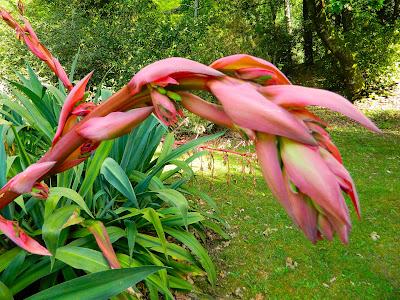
[{"xmin": 0, "ymin": 65, "xmax": 226, "ymax": 298}]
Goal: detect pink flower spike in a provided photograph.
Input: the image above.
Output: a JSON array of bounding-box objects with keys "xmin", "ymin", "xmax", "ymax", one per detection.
[
  {"xmin": 174, "ymin": 76, "xmax": 210, "ymax": 90},
  {"xmin": 52, "ymin": 57, "xmax": 73, "ymax": 90},
  {"xmin": 22, "ymin": 33, "xmax": 48, "ymax": 61},
  {"xmin": 6, "ymin": 161, "xmax": 56, "ymax": 194},
  {"xmin": 317, "ymin": 214, "xmax": 334, "ymax": 241},
  {"xmin": 210, "ymin": 54, "xmax": 291, "ymax": 85},
  {"xmin": 319, "ymin": 148, "xmax": 360, "ymax": 218},
  {"xmin": 236, "ymin": 68, "xmax": 274, "ymax": 79},
  {"xmin": 179, "ymin": 92, "xmax": 234, "ymax": 128},
  {"xmin": 52, "ymin": 71, "xmax": 94, "ymax": 146},
  {"xmin": 77, "ymin": 107, "xmax": 153, "ymax": 141},
  {"xmin": 80, "ymin": 142, "xmax": 100, "ymax": 156},
  {"xmin": 128, "ymin": 57, "xmax": 223, "ymax": 94},
  {"xmin": 307, "ymin": 122, "xmax": 343, "ymax": 163},
  {"xmin": 280, "ymin": 138, "xmax": 350, "ymax": 225},
  {"xmin": 22, "ymin": 18, "xmax": 39, "ymax": 42},
  {"xmin": 153, "ymin": 76, "xmax": 179, "ymax": 87},
  {"xmin": 0, "ymin": 9, "xmax": 19, "ymax": 29},
  {"xmin": 0, "ymin": 215, "xmax": 51, "ymax": 256},
  {"xmin": 282, "ymin": 170, "xmax": 319, "ymax": 243},
  {"xmin": 291, "ymin": 109, "xmax": 328, "ymax": 127},
  {"xmin": 72, "ymin": 102, "xmax": 97, "ymax": 116},
  {"xmin": 235, "ymin": 68, "xmax": 280, "ymax": 85},
  {"xmin": 260, "ymin": 85, "xmax": 381, "ymax": 133},
  {"xmin": 329, "ymin": 217, "xmax": 351, "ymax": 244},
  {"xmin": 208, "ymin": 79, "xmax": 316, "ymax": 145},
  {"xmin": 31, "ymin": 182, "xmax": 50, "ymax": 200},
  {"xmin": 151, "ymin": 89, "xmax": 178, "ymax": 126},
  {"xmin": 255, "ymin": 133, "xmax": 293, "ymax": 217},
  {"xmin": 51, "ymin": 157, "xmax": 87, "ymax": 175}
]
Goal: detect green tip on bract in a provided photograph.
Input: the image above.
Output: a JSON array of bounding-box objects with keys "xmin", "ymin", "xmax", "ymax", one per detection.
[
  {"xmin": 167, "ymin": 90, "xmax": 182, "ymax": 102},
  {"xmin": 156, "ymin": 86, "xmax": 167, "ymax": 94},
  {"xmin": 83, "ymin": 91, "xmax": 90, "ymax": 100}
]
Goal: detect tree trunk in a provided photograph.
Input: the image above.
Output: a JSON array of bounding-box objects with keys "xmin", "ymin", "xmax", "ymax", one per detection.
[
  {"xmin": 270, "ymin": 1, "xmax": 279, "ymax": 64},
  {"xmin": 194, "ymin": 0, "xmax": 199, "ymax": 17},
  {"xmin": 284, "ymin": 0, "xmax": 293, "ymax": 34},
  {"xmin": 303, "ymin": 0, "xmax": 314, "ymax": 65},
  {"xmin": 307, "ymin": 0, "xmax": 363, "ymax": 99},
  {"xmin": 284, "ymin": 0, "xmax": 294, "ymax": 65}
]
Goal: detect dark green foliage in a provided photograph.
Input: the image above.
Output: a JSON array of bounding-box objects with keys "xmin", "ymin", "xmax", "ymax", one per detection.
[
  {"xmin": 26, "ymin": 267, "xmax": 165, "ymax": 300},
  {"xmin": 0, "ymin": 65, "xmax": 227, "ymax": 298},
  {"xmin": 1, "ymin": 0, "xmax": 398, "ymax": 100}
]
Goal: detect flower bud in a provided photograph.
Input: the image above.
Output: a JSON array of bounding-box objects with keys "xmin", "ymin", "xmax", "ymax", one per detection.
[{"xmin": 77, "ymin": 107, "xmax": 153, "ymax": 141}]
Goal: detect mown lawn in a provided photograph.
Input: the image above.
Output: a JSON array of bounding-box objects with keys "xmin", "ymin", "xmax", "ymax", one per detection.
[{"xmin": 189, "ymin": 110, "xmax": 400, "ymax": 299}]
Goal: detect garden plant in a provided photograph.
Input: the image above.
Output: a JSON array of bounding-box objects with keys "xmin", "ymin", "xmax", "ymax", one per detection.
[{"xmin": 0, "ymin": 4, "xmax": 381, "ymax": 299}]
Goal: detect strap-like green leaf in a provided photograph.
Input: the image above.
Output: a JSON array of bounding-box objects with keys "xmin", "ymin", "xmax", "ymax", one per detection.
[
  {"xmin": 153, "ymin": 189, "xmax": 188, "ymax": 226},
  {"xmin": 117, "ymin": 253, "xmax": 174, "ymax": 299},
  {"xmin": 165, "ymin": 228, "xmax": 216, "ymax": 285},
  {"xmin": 161, "ymin": 212, "xmax": 204, "ymax": 227},
  {"xmin": 0, "ymin": 281, "xmax": 13, "ymax": 300},
  {"xmin": 27, "ymin": 266, "xmax": 164, "ymax": 300},
  {"xmin": 79, "ymin": 140, "xmax": 113, "ymax": 199},
  {"xmin": 136, "ymin": 234, "xmax": 195, "ymax": 263},
  {"xmin": 10, "ymin": 258, "xmax": 64, "ymax": 295},
  {"xmin": 159, "ymin": 150, "xmax": 207, "ymax": 181},
  {"xmin": 14, "ymin": 196, "xmax": 27, "ymax": 214},
  {"xmin": 42, "ymin": 206, "xmax": 82, "ymax": 261},
  {"xmin": 48, "ymin": 187, "xmax": 93, "ymax": 218},
  {"xmin": 0, "ymin": 248, "xmax": 22, "ymax": 273},
  {"xmin": 10, "ymin": 125, "xmax": 30, "ymax": 169},
  {"xmin": 124, "ymin": 220, "xmax": 138, "ymax": 259},
  {"xmin": 136, "ymin": 131, "xmax": 224, "ymax": 193},
  {"xmin": 9, "ymin": 81, "xmax": 52, "ymax": 127},
  {"xmin": 156, "ymin": 131, "xmax": 225, "ymax": 167},
  {"xmin": 0, "ymin": 251, "xmax": 26, "ymax": 286},
  {"xmin": 129, "ymin": 171, "xmax": 165, "ymax": 190},
  {"xmin": 181, "ymin": 185, "xmax": 218, "ymax": 212},
  {"xmin": 156, "ymin": 132, "xmax": 175, "ymax": 177},
  {"xmin": 119, "ymin": 116, "xmax": 166, "ymax": 174},
  {"xmin": 201, "ymin": 220, "xmax": 230, "ymax": 240},
  {"xmin": 101, "ymin": 158, "xmax": 138, "ymax": 208},
  {"xmin": 55, "ymin": 246, "xmax": 108, "ymax": 273},
  {"xmin": 0, "ymin": 125, "xmax": 7, "ymax": 187},
  {"xmin": 69, "ymin": 48, "xmax": 80, "ymax": 82},
  {"xmin": 25, "ymin": 63, "xmax": 46, "ymax": 98},
  {"xmin": 168, "ymin": 275, "xmax": 193, "ymax": 290},
  {"xmin": 142, "ymin": 208, "xmax": 168, "ymax": 260}
]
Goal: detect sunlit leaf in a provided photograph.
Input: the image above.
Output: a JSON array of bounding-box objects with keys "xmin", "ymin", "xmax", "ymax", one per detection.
[
  {"xmin": 165, "ymin": 228, "xmax": 216, "ymax": 285},
  {"xmin": 101, "ymin": 158, "xmax": 138, "ymax": 208},
  {"xmin": 42, "ymin": 206, "xmax": 82, "ymax": 263},
  {"xmin": 27, "ymin": 266, "xmax": 164, "ymax": 300},
  {"xmin": 48, "ymin": 187, "xmax": 93, "ymax": 218}
]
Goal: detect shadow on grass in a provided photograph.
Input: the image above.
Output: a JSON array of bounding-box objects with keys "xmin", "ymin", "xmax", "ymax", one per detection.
[{"xmin": 189, "ymin": 111, "xmax": 400, "ymax": 299}]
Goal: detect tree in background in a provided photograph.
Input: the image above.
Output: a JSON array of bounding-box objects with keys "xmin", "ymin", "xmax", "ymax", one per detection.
[
  {"xmin": 306, "ymin": 0, "xmax": 364, "ymax": 97},
  {"xmin": 303, "ymin": 0, "xmax": 314, "ymax": 65},
  {"xmin": 0, "ymin": 0, "xmax": 399, "ymax": 99},
  {"xmin": 306, "ymin": 0, "xmax": 400, "ymax": 97}
]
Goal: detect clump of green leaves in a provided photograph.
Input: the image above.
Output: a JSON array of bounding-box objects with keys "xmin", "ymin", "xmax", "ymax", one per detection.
[{"xmin": 0, "ymin": 65, "xmax": 227, "ymax": 299}]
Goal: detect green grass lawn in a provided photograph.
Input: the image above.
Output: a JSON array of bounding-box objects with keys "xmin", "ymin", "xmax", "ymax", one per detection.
[{"xmin": 190, "ymin": 110, "xmax": 400, "ymax": 299}]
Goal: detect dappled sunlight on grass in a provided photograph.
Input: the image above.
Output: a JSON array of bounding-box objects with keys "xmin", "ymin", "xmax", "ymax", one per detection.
[{"xmin": 188, "ymin": 110, "xmax": 400, "ymax": 299}]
